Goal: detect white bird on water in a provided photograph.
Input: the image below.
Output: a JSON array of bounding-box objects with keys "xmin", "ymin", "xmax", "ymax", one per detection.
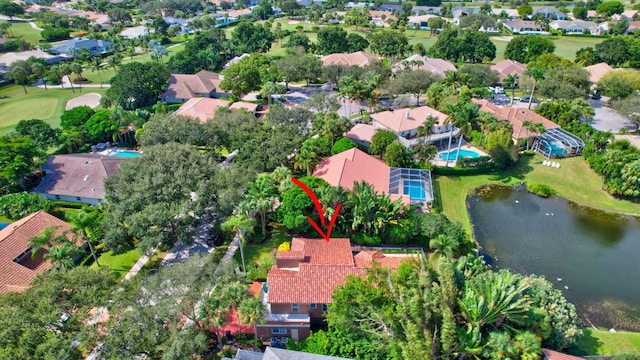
[
  {"xmin": 557, "ymin": 278, "xmax": 562, "ymax": 282},
  {"xmin": 564, "ymin": 286, "xmax": 569, "ymax": 290},
  {"xmin": 515, "ymin": 200, "xmax": 520, "ymax": 203}
]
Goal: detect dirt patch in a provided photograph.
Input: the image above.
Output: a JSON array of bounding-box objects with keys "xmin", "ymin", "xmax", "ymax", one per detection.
[{"xmin": 65, "ymin": 93, "xmax": 101, "ymax": 110}]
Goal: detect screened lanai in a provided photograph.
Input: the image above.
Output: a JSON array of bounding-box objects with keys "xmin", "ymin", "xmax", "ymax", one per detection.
[
  {"xmin": 531, "ymin": 128, "xmax": 585, "ymax": 159},
  {"xmin": 388, "ymin": 168, "xmax": 434, "ymax": 208}
]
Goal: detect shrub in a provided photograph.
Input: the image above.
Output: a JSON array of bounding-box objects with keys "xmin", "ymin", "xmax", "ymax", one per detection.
[
  {"xmin": 527, "ymin": 183, "xmax": 557, "ymax": 198},
  {"xmin": 0, "ymin": 192, "xmax": 53, "ymax": 220},
  {"xmin": 458, "ymin": 155, "xmax": 493, "ymax": 168},
  {"xmin": 331, "ymin": 137, "xmax": 357, "ymax": 154},
  {"xmin": 41, "ymin": 27, "xmax": 72, "ymax": 42},
  {"xmin": 352, "ymin": 233, "xmax": 382, "ymax": 246},
  {"xmin": 72, "ymin": 77, "xmax": 89, "ymax": 83}
]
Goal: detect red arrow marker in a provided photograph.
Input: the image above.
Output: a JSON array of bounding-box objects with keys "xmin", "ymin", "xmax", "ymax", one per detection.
[{"xmin": 291, "ymin": 177, "xmax": 341, "ymax": 242}]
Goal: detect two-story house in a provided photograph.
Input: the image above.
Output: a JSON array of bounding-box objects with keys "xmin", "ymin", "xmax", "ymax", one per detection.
[
  {"xmin": 370, "ymin": 105, "xmax": 454, "ymax": 148},
  {"xmin": 256, "ymin": 238, "xmax": 415, "ymax": 342}
]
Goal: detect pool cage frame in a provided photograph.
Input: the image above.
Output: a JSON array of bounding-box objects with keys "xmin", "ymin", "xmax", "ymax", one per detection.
[
  {"xmin": 388, "ymin": 168, "xmax": 434, "ymax": 208},
  {"xmin": 531, "ymin": 128, "xmax": 585, "ymax": 159}
]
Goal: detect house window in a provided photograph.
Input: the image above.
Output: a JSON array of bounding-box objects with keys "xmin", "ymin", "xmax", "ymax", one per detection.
[
  {"xmin": 322, "ymin": 304, "xmax": 328, "ymax": 313},
  {"xmin": 309, "ymin": 303, "xmax": 317, "ymax": 309},
  {"xmin": 272, "ymin": 328, "xmax": 287, "ymax": 334},
  {"xmin": 291, "ymin": 304, "xmax": 299, "ymax": 313}
]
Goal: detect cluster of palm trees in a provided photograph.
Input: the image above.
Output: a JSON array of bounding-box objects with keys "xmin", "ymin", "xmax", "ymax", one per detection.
[{"xmin": 27, "ymin": 208, "xmax": 101, "ymax": 271}]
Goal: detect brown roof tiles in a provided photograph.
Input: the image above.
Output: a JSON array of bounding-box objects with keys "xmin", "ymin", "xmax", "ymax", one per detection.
[
  {"xmin": 321, "ymin": 51, "xmax": 380, "ymax": 68},
  {"xmin": 163, "ymin": 70, "xmax": 223, "ymax": 101}
]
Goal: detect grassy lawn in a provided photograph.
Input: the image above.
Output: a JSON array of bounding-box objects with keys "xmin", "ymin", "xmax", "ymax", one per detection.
[
  {"xmin": 0, "ymin": 85, "xmax": 108, "ymax": 133},
  {"xmin": 574, "ymin": 328, "xmax": 640, "ymax": 355},
  {"xmin": 234, "ymin": 223, "xmax": 293, "ymax": 268},
  {"xmin": 90, "ymin": 247, "xmax": 141, "ymax": 280},
  {"xmin": 0, "ymin": 21, "xmax": 42, "ymax": 46},
  {"xmin": 434, "ymin": 154, "xmax": 640, "ymax": 234}
]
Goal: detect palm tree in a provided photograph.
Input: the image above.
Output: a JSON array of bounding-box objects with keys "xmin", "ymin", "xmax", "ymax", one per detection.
[
  {"xmin": 70, "ymin": 62, "xmax": 84, "ymax": 92},
  {"xmin": 428, "ymin": 234, "xmax": 459, "ymax": 258},
  {"xmin": 453, "ymin": 102, "xmax": 479, "ymax": 165},
  {"xmin": 28, "ymin": 226, "xmax": 61, "ymax": 259},
  {"xmin": 10, "ymin": 66, "xmax": 29, "ymax": 94},
  {"xmin": 442, "ymin": 70, "xmax": 467, "ymax": 90},
  {"xmin": 503, "ymin": 73, "xmax": 518, "ymax": 106},
  {"xmin": 31, "ymin": 63, "xmax": 47, "ymax": 90},
  {"xmin": 239, "ymin": 297, "xmax": 267, "ymax": 351},
  {"xmin": 443, "ymin": 102, "xmax": 460, "ymax": 167},
  {"xmin": 90, "ymin": 56, "xmax": 104, "ymax": 88},
  {"xmin": 260, "ymin": 81, "xmax": 277, "ymax": 106},
  {"xmin": 59, "ymin": 63, "xmax": 75, "ymax": 93},
  {"xmin": 221, "ymin": 215, "xmax": 256, "ymax": 273},
  {"xmin": 68, "ymin": 209, "xmax": 101, "ymax": 267},
  {"xmin": 271, "ymin": 166, "xmax": 292, "ymax": 194},
  {"xmin": 222, "ymin": 281, "xmax": 248, "ymax": 335},
  {"xmin": 107, "ymin": 54, "xmax": 122, "ymax": 75},
  {"xmin": 241, "ymin": 175, "xmax": 277, "ymax": 237},
  {"xmin": 524, "ymin": 67, "xmax": 544, "ymax": 110},
  {"xmin": 197, "ymin": 49, "xmax": 216, "ymax": 71},
  {"xmin": 294, "ymin": 147, "xmax": 320, "ymax": 176},
  {"xmin": 417, "ymin": 115, "xmax": 438, "ymax": 142},
  {"xmin": 44, "ymin": 242, "xmax": 79, "ymax": 271},
  {"xmin": 202, "ymin": 296, "xmax": 228, "ymax": 349}
]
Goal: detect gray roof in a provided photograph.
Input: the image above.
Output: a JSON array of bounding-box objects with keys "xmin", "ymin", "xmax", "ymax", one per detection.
[
  {"xmin": 50, "ymin": 39, "xmax": 113, "ymax": 55},
  {"xmin": 227, "ymin": 347, "xmax": 354, "ymax": 360}
]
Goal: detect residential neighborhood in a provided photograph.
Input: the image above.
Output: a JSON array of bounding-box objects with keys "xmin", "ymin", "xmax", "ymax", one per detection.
[{"xmin": 0, "ymin": 0, "xmax": 639, "ymax": 358}]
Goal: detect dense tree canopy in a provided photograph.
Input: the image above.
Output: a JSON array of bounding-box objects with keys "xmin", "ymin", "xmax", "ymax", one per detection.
[
  {"xmin": 505, "ymin": 35, "xmax": 556, "ymax": 64},
  {"xmin": 231, "ymin": 21, "xmax": 275, "ymax": 54},
  {"xmin": 316, "ymin": 26, "xmax": 350, "ymax": 54},
  {"xmin": 430, "ymin": 29, "xmax": 495, "ymax": 63},
  {"xmin": 0, "ymin": 136, "xmax": 44, "ymax": 193},
  {"xmin": 103, "ymin": 143, "xmax": 219, "ymax": 252},
  {"xmin": 107, "ymin": 62, "xmax": 170, "ymax": 110},
  {"xmin": 367, "ymin": 30, "xmax": 410, "ymax": 59},
  {"xmin": 15, "ymin": 119, "xmax": 60, "ymax": 150}
]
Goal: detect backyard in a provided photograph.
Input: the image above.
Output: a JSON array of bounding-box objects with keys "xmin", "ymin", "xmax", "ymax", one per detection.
[
  {"xmin": 575, "ymin": 328, "xmax": 640, "ymax": 355},
  {"xmin": 434, "ymin": 153, "xmax": 640, "ymax": 234},
  {"xmin": 90, "ymin": 247, "xmax": 141, "ymax": 280}
]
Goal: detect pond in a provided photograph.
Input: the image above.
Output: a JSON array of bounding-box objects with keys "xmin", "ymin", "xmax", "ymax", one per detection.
[{"xmin": 468, "ymin": 186, "xmax": 640, "ymax": 331}]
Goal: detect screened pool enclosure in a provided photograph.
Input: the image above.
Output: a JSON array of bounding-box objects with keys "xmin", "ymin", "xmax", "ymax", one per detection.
[
  {"xmin": 389, "ymin": 168, "xmax": 434, "ymax": 208},
  {"xmin": 531, "ymin": 128, "xmax": 585, "ymax": 159}
]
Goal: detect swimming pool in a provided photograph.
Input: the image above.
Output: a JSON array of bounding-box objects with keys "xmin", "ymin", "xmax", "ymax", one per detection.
[
  {"xmin": 403, "ymin": 180, "xmax": 427, "ymax": 202},
  {"xmin": 108, "ymin": 150, "xmax": 140, "ymax": 158},
  {"xmin": 549, "ymin": 142, "xmax": 567, "ymax": 156},
  {"xmin": 0, "ymin": 222, "xmax": 9, "ymax": 230},
  {"xmin": 439, "ymin": 149, "xmax": 480, "ymax": 161}
]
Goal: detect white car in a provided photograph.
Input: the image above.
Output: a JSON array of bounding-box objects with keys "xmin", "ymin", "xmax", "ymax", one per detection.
[{"xmin": 494, "ymin": 87, "xmax": 505, "ymax": 94}]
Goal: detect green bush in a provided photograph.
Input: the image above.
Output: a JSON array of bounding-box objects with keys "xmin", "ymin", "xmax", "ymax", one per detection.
[
  {"xmin": 527, "ymin": 183, "xmax": 557, "ymax": 198},
  {"xmin": 432, "ymin": 165, "xmax": 495, "ymax": 175},
  {"xmin": 352, "ymin": 233, "xmax": 382, "ymax": 246},
  {"xmin": 41, "ymin": 27, "xmax": 72, "ymax": 42},
  {"xmin": 458, "ymin": 155, "xmax": 493, "ymax": 168},
  {"xmin": 0, "ymin": 192, "xmax": 53, "ymax": 220},
  {"xmin": 332, "ymin": 137, "xmax": 358, "ymax": 154}
]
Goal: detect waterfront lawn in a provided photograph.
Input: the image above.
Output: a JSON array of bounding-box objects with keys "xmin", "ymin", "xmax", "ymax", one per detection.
[
  {"xmin": 434, "ymin": 154, "xmax": 640, "ymax": 233},
  {"xmin": 0, "ymin": 85, "xmax": 108, "ymax": 133},
  {"xmin": 575, "ymin": 328, "xmax": 640, "ymax": 355},
  {"xmin": 90, "ymin": 247, "xmax": 141, "ymax": 279}
]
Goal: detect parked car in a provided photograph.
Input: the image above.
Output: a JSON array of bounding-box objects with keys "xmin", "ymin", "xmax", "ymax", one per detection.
[
  {"xmin": 592, "ymin": 93, "xmax": 601, "ymax": 100},
  {"xmin": 519, "ymin": 96, "xmax": 531, "ymax": 102},
  {"xmin": 487, "ymin": 87, "xmax": 495, "ymax": 93},
  {"xmin": 494, "ymin": 87, "xmax": 505, "ymax": 94}
]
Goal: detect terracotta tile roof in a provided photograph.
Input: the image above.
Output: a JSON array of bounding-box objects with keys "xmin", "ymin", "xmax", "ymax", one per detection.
[
  {"xmin": 163, "ymin": 70, "xmax": 223, "ymax": 101},
  {"xmin": 284, "ymin": 238, "xmax": 354, "ymax": 266},
  {"xmin": 584, "ymin": 62, "xmax": 619, "ymax": 83},
  {"xmin": 542, "ymin": 349, "xmax": 584, "ymax": 360},
  {"xmin": 276, "ymin": 250, "xmax": 305, "ymax": 260},
  {"xmin": 344, "ymin": 123, "xmax": 377, "ymax": 144},
  {"xmin": 473, "ymin": 99, "xmax": 560, "ymax": 139},
  {"xmin": 393, "ymin": 54, "xmax": 456, "ymax": 77},
  {"xmin": 268, "ymin": 264, "xmax": 367, "ymax": 304},
  {"xmin": 0, "ymin": 211, "xmax": 74, "ymax": 294},
  {"xmin": 174, "ymin": 98, "xmax": 257, "ymax": 123},
  {"xmin": 313, "ymin": 148, "xmax": 390, "ymax": 194},
  {"xmin": 321, "ymin": 51, "xmax": 381, "ymax": 68},
  {"xmin": 491, "ymin": 60, "xmax": 527, "ymax": 81},
  {"xmin": 34, "ymin": 154, "xmax": 126, "ymax": 201},
  {"xmin": 371, "ymin": 105, "xmax": 448, "ymax": 133},
  {"xmin": 354, "ymin": 251, "xmax": 412, "ymax": 269}
]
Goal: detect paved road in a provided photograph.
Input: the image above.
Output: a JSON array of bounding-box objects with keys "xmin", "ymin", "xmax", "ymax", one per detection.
[
  {"xmin": 161, "ymin": 224, "xmax": 216, "ymax": 266},
  {"xmin": 587, "ymin": 97, "xmax": 634, "ymax": 133}
]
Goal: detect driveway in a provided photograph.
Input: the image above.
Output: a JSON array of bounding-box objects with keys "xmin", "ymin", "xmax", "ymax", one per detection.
[
  {"xmin": 160, "ymin": 224, "xmax": 215, "ymax": 266},
  {"xmin": 587, "ymin": 97, "xmax": 634, "ymax": 133}
]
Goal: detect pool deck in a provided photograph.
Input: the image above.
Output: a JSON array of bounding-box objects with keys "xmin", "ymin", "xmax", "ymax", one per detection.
[{"xmin": 432, "ymin": 140, "xmax": 487, "ymax": 167}]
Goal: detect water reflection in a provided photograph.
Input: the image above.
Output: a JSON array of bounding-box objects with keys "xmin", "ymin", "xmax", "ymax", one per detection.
[{"xmin": 469, "ymin": 187, "xmax": 640, "ymax": 331}]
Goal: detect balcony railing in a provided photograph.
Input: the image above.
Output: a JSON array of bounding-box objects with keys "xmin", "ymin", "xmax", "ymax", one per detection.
[{"xmin": 397, "ymin": 128, "xmax": 460, "ymax": 147}]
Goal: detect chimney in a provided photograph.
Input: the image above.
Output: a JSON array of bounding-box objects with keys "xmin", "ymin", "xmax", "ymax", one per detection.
[{"xmin": 405, "ymin": 110, "xmax": 410, "ymax": 119}]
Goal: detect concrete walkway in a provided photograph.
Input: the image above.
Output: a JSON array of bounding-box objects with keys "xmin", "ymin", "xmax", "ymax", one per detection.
[{"xmin": 122, "ymin": 248, "xmax": 156, "ymax": 282}]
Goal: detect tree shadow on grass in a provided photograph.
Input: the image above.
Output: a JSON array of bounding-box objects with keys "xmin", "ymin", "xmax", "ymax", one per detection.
[
  {"xmin": 568, "ymin": 329, "xmax": 604, "ymax": 356},
  {"xmin": 487, "ymin": 154, "xmax": 536, "ymax": 184}
]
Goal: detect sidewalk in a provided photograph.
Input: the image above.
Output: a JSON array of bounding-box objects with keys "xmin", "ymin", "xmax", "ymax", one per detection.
[{"xmin": 122, "ymin": 247, "xmax": 156, "ymax": 282}]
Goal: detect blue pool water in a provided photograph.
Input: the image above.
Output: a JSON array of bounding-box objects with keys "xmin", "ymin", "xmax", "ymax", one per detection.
[
  {"xmin": 0, "ymin": 222, "xmax": 9, "ymax": 230},
  {"xmin": 109, "ymin": 150, "xmax": 140, "ymax": 158},
  {"xmin": 549, "ymin": 142, "xmax": 567, "ymax": 156},
  {"xmin": 403, "ymin": 180, "xmax": 427, "ymax": 201},
  {"xmin": 439, "ymin": 149, "xmax": 480, "ymax": 161}
]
